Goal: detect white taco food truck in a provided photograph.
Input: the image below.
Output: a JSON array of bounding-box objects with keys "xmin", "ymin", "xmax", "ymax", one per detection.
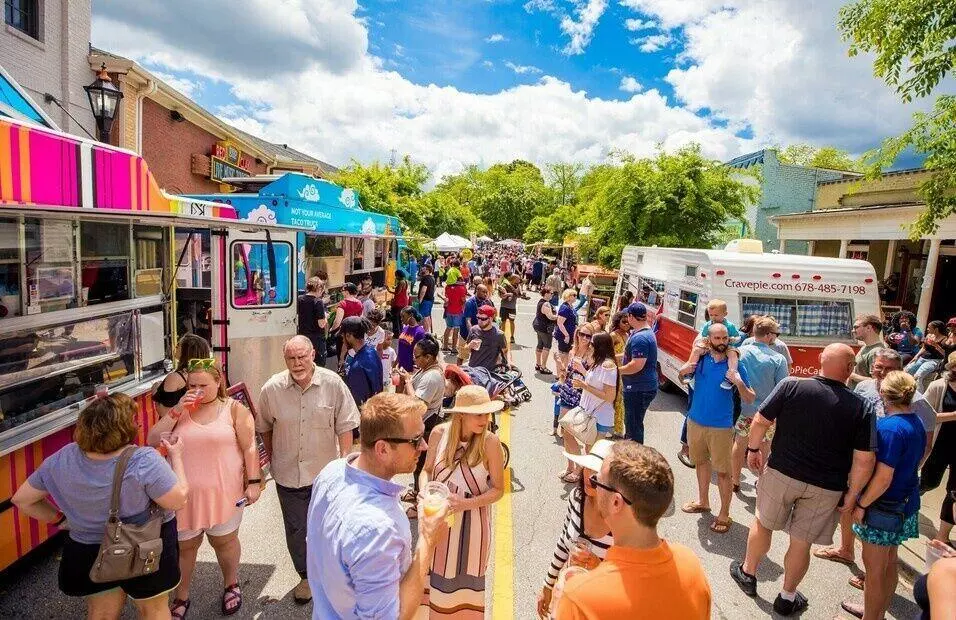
[{"xmin": 613, "ymin": 240, "xmax": 882, "ymax": 390}]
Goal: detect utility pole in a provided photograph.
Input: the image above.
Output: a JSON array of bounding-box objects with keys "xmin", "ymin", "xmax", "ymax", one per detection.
[{"xmin": 389, "ymin": 149, "xmax": 397, "ymax": 167}]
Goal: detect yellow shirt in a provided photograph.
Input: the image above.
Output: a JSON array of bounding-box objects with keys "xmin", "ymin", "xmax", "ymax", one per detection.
[
  {"xmin": 556, "ymin": 541, "xmax": 710, "ymax": 620},
  {"xmin": 255, "ymin": 366, "xmax": 360, "ymax": 488}
]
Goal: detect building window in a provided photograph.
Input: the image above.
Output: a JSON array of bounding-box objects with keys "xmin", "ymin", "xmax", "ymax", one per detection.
[{"xmin": 5, "ymin": 0, "xmax": 39, "ymax": 39}]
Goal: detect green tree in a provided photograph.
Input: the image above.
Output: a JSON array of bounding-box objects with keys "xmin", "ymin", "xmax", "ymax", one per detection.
[
  {"xmin": 839, "ymin": 0, "xmax": 956, "ymax": 235},
  {"xmin": 776, "ymin": 144, "xmax": 862, "ymax": 171},
  {"xmin": 577, "ymin": 146, "xmax": 758, "ymax": 268},
  {"xmin": 546, "ymin": 162, "xmax": 584, "ymax": 207}
]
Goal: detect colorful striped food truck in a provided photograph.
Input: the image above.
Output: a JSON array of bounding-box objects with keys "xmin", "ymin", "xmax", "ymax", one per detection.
[{"xmin": 0, "ymin": 114, "xmax": 404, "ymax": 570}]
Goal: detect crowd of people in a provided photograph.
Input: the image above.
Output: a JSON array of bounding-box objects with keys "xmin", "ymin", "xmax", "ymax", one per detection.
[{"xmin": 8, "ymin": 245, "xmax": 956, "ymax": 620}]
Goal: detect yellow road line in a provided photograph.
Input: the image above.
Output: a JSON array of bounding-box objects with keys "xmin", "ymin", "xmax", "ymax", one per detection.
[{"xmin": 492, "ymin": 409, "xmax": 514, "ymax": 619}]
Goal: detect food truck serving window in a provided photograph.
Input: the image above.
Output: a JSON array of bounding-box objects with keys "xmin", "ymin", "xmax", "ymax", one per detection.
[
  {"xmin": 0, "ymin": 308, "xmax": 145, "ymax": 435},
  {"xmin": 741, "ymin": 296, "xmax": 854, "ymax": 339},
  {"xmin": 231, "ymin": 241, "xmax": 293, "ymax": 308}
]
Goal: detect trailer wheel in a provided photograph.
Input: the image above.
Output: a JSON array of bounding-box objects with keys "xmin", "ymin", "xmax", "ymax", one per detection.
[{"xmin": 657, "ymin": 363, "xmax": 677, "ymax": 393}]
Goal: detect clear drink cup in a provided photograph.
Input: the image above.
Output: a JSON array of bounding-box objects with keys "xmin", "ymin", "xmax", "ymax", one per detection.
[
  {"xmin": 157, "ymin": 432, "xmax": 178, "ymax": 457},
  {"xmin": 422, "ymin": 481, "xmax": 450, "ymax": 517}
]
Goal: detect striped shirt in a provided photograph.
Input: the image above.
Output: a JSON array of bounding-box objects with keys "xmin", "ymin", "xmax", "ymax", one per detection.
[{"xmin": 545, "ymin": 487, "xmax": 614, "ymax": 588}]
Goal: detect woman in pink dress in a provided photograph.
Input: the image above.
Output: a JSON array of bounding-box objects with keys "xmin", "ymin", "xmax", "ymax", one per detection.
[{"xmin": 147, "ymin": 358, "xmax": 262, "ymax": 619}]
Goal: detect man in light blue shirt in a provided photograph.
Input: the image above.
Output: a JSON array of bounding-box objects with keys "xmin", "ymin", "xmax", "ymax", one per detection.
[
  {"xmin": 733, "ymin": 317, "xmax": 789, "ymax": 490},
  {"xmin": 307, "ymin": 393, "xmax": 447, "ymax": 619}
]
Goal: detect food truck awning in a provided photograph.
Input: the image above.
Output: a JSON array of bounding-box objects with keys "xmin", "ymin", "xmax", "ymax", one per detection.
[{"xmin": 188, "ymin": 173, "xmax": 401, "ymax": 238}]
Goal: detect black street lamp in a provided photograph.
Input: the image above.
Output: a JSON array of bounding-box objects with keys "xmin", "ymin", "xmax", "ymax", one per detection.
[{"xmin": 84, "ymin": 63, "xmax": 123, "ymax": 143}]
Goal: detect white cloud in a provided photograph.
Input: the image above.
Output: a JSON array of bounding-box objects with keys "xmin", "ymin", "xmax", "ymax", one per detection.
[
  {"xmin": 482, "ymin": 60, "xmax": 495, "ymax": 69},
  {"xmin": 505, "ymin": 61, "xmax": 543, "ymax": 75},
  {"xmin": 92, "ymin": 0, "xmax": 367, "ymax": 78},
  {"xmin": 150, "ymin": 71, "xmax": 201, "ymax": 98},
  {"xmin": 485, "ymin": 33, "xmax": 506, "ymax": 43},
  {"xmin": 559, "ymin": 0, "xmax": 609, "ymax": 55},
  {"xmin": 624, "ymin": 18, "xmax": 656, "ymax": 31},
  {"xmin": 631, "ymin": 33, "xmax": 672, "ymax": 52},
  {"xmin": 618, "ymin": 0, "xmax": 730, "ymax": 29},
  {"xmin": 654, "ymin": 0, "xmax": 930, "ymax": 150},
  {"xmin": 619, "ymin": 76, "xmax": 643, "ymax": 93}
]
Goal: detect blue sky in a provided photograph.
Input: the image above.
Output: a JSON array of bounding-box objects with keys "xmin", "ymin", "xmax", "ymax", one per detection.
[{"xmin": 92, "ymin": 0, "xmax": 931, "ymax": 175}]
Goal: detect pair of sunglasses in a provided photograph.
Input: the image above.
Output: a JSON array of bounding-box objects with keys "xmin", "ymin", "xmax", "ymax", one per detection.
[
  {"xmin": 381, "ymin": 433, "xmax": 426, "ymax": 446},
  {"xmin": 187, "ymin": 358, "xmax": 216, "ymax": 371}
]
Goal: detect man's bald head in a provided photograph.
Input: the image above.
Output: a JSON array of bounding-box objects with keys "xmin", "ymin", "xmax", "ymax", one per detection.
[
  {"xmin": 707, "ymin": 323, "xmax": 728, "ymax": 337},
  {"xmin": 284, "ymin": 335, "xmax": 314, "ymax": 355},
  {"xmin": 819, "ymin": 343, "xmax": 856, "ymax": 383}
]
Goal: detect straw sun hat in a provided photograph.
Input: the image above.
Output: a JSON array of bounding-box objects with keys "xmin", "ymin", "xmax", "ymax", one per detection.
[
  {"xmin": 444, "ymin": 385, "xmax": 505, "ymax": 415},
  {"xmin": 563, "ymin": 439, "xmax": 615, "ymax": 472}
]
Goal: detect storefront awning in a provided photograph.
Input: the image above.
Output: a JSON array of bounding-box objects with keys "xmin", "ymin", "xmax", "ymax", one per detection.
[{"xmin": 771, "ymin": 204, "xmax": 956, "ymax": 241}]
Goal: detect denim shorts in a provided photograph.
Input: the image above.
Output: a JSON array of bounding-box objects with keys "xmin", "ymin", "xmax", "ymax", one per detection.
[
  {"xmin": 419, "ymin": 300, "xmax": 434, "ymax": 318},
  {"xmin": 446, "ymin": 313, "xmax": 463, "ymax": 328},
  {"xmin": 596, "ymin": 423, "xmax": 613, "ymax": 434}
]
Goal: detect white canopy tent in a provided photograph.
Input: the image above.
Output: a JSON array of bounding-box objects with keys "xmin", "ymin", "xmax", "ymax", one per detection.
[
  {"xmin": 477, "ymin": 235, "xmax": 494, "ymax": 243},
  {"xmin": 432, "ymin": 232, "xmax": 473, "ymax": 252}
]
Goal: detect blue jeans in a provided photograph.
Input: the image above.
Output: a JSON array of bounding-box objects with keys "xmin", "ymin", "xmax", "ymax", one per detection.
[
  {"xmin": 574, "ymin": 294, "xmax": 587, "ymax": 312},
  {"xmin": 906, "ymin": 358, "xmax": 941, "ymax": 390},
  {"xmin": 623, "ymin": 389, "xmax": 657, "ymax": 444}
]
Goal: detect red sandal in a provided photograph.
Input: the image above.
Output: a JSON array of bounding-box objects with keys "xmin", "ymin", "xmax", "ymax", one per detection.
[{"xmin": 222, "ymin": 583, "xmax": 242, "ymax": 616}]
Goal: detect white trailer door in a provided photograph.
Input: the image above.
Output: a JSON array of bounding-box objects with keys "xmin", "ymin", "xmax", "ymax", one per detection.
[{"xmin": 223, "ymin": 229, "xmax": 298, "ymax": 399}]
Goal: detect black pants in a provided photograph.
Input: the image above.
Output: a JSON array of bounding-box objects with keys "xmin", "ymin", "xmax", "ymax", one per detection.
[
  {"xmin": 413, "ymin": 414, "xmax": 442, "ymax": 492},
  {"xmin": 921, "ymin": 420, "xmax": 956, "ymax": 491},
  {"xmin": 276, "ymin": 483, "xmax": 313, "ymax": 579}
]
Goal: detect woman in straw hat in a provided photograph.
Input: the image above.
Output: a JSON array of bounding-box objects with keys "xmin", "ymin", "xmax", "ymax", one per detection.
[
  {"xmin": 536, "ymin": 439, "xmax": 616, "ymax": 618},
  {"xmin": 419, "ymin": 385, "xmax": 506, "ymax": 618}
]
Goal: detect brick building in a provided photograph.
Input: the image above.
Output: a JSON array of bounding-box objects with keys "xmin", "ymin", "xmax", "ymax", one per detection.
[
  {"xmin": 88, "ymin": 49, "xmax": 337, "ymax": 194},
  {"xmin": 727, "ymin": 149, "xmax": 860, "ymax": 254},
  {"xmin": 772, "ymin": 169, "xmax": 956, "ymax": 327},
  {"xmin": 0, "ymin": 0, "xmax": 95, "ymax": 137}
]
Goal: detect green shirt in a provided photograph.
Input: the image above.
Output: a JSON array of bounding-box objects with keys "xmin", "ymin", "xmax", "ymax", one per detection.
[{"xmin": 852, "ymin": 340, "xmax": 885, "ymax": 387}]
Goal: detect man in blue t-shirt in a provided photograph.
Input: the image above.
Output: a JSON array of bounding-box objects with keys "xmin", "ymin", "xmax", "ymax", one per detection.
[
  {"xmin": 341, "ymin": 317, "xmax": 383, "ymax": 407},
  {"xmin": 681, "ymin": 322, "xmax": 755, "ymax": 535},
  {"xmin": 619, "ymin": 302, "xmax": 659, "ymax": 444}
]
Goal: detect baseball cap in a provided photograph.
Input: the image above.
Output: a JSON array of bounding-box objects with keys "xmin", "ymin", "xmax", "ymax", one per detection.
[
  {"xmin": 626, "ymin": 301, "xmax": 647, "ymax": 318},
  {"xmin": 477, "ymin": 305, "xmax": 497, "ymax": 319}
]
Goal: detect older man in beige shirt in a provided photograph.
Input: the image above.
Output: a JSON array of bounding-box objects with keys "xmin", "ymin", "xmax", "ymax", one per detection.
[{"xmin": 257, "ymin": 335, "xmax": 360, "ymax": 604}]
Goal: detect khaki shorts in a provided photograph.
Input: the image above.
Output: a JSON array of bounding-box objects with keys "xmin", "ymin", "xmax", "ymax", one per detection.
[
  {"xmin": 687, "ymin": 420, "xmax": 734, "ymax": 473},
  {"xmin": 755, "ymin": 467, "xmax": 842, "ymax": 545},
  {"xmin": 457, "ymin": 337, "xmax": 471, "ymax": 361}
]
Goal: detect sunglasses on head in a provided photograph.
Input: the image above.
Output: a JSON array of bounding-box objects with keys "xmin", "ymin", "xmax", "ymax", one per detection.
[{"xmin": 187, "ymin": 358, "xmax": 216, "ymax": 371}]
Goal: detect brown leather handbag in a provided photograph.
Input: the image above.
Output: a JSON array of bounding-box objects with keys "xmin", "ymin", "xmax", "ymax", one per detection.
[{"xmin": 89, "ymin": 446, "xmax": 165, "ymax": 583}]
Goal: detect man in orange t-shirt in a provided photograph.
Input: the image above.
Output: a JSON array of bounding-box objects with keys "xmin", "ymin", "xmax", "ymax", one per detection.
[{"xmin": 556, "ymin": 442, "xmax": 711, "ymax": 620}]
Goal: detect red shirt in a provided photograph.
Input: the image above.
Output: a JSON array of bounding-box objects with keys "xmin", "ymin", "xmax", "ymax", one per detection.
[
  {"xmin": 445, "ymin": 283, "xmax": 467, "ymax": 315},
  {"xmin": 340, "ymin": 297, "xmax": 363, "ymax": 318}
]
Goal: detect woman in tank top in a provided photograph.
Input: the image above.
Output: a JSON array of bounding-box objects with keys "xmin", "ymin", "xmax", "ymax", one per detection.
[
  {"xmin": 152, "ymin": 334, "xmax": 210, "ymax": 416},
  {"xmin": 147, "ymin": 359, "xmax": 261, "ymax": 619}
]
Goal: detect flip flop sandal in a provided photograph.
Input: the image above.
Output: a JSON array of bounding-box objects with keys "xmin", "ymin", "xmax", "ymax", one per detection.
[
  {"xmin": 222, "ymin": 584, "xmax": 242, "ymax": 616},
  {"xmin": 677, "ymin": 451, "xmax": 695, "ymax": 469},
  {"xmin": 560, "ymin": 471, "xmax": 581, "ymax": 484},
  {"xmin": 710, "ymin": 518, "xmax": 732, "ymax": 534},
  {"xmin": 848, "ymin": 575, "xmax": 865, "ymax": 591},
  {"xmin": 813, "ymin": 547, "xmax": 855, "ymax": 565},
  {"xmin": 681, "ymin": 502, "xmax": 712, "ymax": 514},
  {"xmin": 171, "ymin": 598, "xmax": 190, "ymax": 620},
  {"xmin": 840, "ymin": 600, "xmax": 866, "ymax": 618}
]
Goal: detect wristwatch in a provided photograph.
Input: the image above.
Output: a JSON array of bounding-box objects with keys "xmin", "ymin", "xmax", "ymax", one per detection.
[{"xmin": 745, "ymin": 447, "xmax": 761, "ymax": 454}]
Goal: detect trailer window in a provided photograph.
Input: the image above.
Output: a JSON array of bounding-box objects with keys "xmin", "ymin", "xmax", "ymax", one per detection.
[
  {"xmin": 133, "ymin": 226, "xmax": 166, "ymax": 297},
  {"xmin": 677, "ymin": 290, "xmax": 699, "ymax": 327},
  {"xmin": 374, "ymin": 240, "xmax": 384, "ymax": 268},
  {"xmin": 231, "ymin": 241, "xmax": 293, "ymax": 308},
  {"xmin": 174, "ymin": 230, "xmax": 212, "ymax": 289},
  {"xmin": 305, "ymin": 234, "xmax": 344, "ymax": 258},
  {"xmin": 741, "ymin": 296, "xmax": 853, "ymax": 339}
]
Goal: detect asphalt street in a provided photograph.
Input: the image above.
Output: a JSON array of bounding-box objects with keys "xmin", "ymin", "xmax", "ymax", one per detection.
[{"xmin": 0, "ymin": 295, "xmax": 921, "ymax": 619}]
